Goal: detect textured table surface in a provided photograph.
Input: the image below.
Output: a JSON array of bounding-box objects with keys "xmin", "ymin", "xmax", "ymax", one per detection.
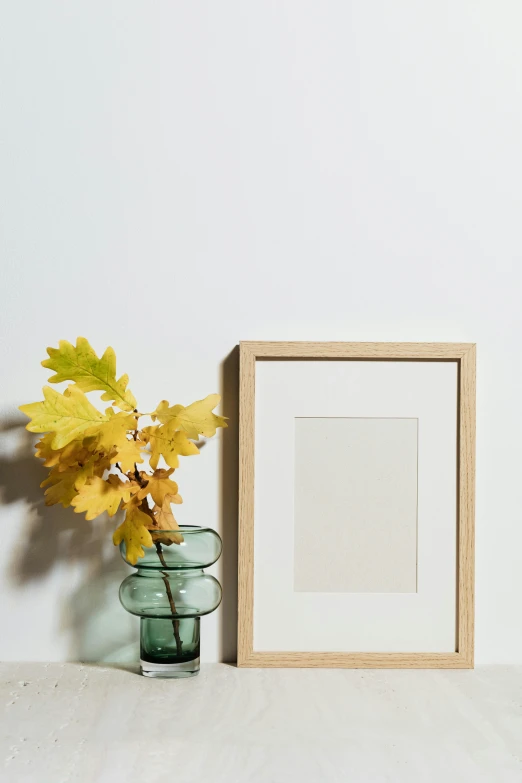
[{"xmin": 1, "ymin": 663, "xmax": 521, "ymax": 783}]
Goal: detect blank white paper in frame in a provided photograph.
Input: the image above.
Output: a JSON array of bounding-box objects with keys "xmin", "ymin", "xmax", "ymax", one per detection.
[
  {"xmin": 254, "ymin": 360, "xmax": 458, "ymax": 653},
  {"xmin": 294, "ymin": 417, "xmax": 419, "ymax": 594}
]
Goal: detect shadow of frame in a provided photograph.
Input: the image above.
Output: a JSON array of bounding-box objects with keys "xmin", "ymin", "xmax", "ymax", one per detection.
[{"xmin": 219, "ymin": 347, "xmax": 239, "ymax": 663}]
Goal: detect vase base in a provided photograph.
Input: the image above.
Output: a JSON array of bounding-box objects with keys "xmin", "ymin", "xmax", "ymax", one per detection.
[{"xmin": 140, "ymin": 657, "xmax": 200, "ymax": 678}]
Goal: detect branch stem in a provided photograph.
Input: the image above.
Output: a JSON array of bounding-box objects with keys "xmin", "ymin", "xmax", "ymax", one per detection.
[
  {"xmin": 114, "ymin": 462, "xmax": 127, "ymax": 477},
  {"xmin": 133, "ymin": 464, "xmax": 183, "ymax": 657},
  {"xmin": 155, "ymin": 541, "xmax": 183, "ymax": 658}
]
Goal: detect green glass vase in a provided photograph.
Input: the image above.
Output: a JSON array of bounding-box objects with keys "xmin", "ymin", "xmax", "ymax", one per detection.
[{"xmin": 119, "ymin": 526, "xmax": 222, "ymax": 678}]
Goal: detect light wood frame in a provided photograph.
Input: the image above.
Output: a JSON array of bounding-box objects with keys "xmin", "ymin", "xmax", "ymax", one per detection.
[{"xmin": 238, "ymin": 342, "xmax": 476, "ymax": 668}]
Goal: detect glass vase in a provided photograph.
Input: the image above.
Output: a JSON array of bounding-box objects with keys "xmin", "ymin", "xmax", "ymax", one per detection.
[{"xmin": 119, "ymin": 526, "xmax": 222, "ymax": 678}]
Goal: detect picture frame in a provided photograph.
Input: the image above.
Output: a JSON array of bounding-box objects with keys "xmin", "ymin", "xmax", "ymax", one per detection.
[{"xmin": 237, "ymin": 342, "xmax": 476, "ymax": 668}]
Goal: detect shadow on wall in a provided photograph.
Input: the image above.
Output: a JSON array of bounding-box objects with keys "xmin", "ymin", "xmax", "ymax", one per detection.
[
  {"xmin": 220, "ymin": 346, "xmax": 239, "ymax": 663},
  {"xmin": 0, "ymin": 414, "xmax": 137, "ymax": 662},
  {"xmin": 0, "ymin": 350, "xmax": 241, "ymax": 665}
]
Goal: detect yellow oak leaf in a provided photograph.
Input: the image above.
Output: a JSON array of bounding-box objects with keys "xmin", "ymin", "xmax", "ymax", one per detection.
[
  {"xmin": 42, "ymin": 337, "xmax": 137, "ymax": 411},
  {"xmin": 54, "ymin": 447, "xmax": 94, "ymax": 472},
  {"xmin": 137, "ymin": 468, "xmax": 182, "ymax": 507},
  {"xmin": 120, "ymin": 493, "xmax": 147, "ymax": 515},
  {"xmin": 142, "ymin": 424, "xmax": 199, "ymax": 470},
  {"xmin": 152, "ymin": 394, "xmax": 227, "ymax": 439},
  {"xmin": 71, "ymin": 475, "xmax": 140, "ymax": 520},
  {"xmin": 113, "ymin": 505, "xmax": 153, "ymax": 565},
  {"xmin": 35, "ymin": 432, "xmax": 68, "ymax": 467},
  {"xmin": 40, "ymin": 456, "xmax": 101, "ymax": 507},
  {"xmin": 150, "ymin": 495, "xmax": 184, "ymax": 546},
  {"xmin": 92, "ymin": 409, "xmax": 138, "ymax": 453},
  {"xmin": 40, "ymin": 470, "xmax": 81, "ymax": 507},
  {"xmin": 20, "ymin": 385, "xmax": 107, "ymax": 449},
  {"xmin": 36, "ymin": 433, "xmax": 100, "ymax": 471},
  {"xmin": 110, "ymin": 438, "xmax": 144, "ymax": 474}
]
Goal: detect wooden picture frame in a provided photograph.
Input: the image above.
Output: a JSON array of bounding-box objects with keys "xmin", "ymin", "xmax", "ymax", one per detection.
[{"xmin": 238, "ymin": 342, "xmax": 476, "ymax": 668}]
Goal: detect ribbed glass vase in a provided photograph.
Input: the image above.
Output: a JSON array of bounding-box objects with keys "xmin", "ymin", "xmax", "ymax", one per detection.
[{"xmin": 119, "ymin": 526, "xmax": 222, "ymax": 678}]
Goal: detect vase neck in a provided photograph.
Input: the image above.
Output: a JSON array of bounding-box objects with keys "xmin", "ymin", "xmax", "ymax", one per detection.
[{"xmin": 136, "ymin": 567, "xmax": 204, "ymax": 578}]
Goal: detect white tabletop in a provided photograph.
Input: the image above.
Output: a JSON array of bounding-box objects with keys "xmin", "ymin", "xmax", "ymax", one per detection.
[{"xmin": 1, "ymin": 662, "xmax": 521, "ymax": 782}]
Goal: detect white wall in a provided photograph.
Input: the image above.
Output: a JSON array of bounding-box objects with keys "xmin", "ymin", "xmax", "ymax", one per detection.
[{"xmin": 1, "ymin": 1, "xmax": 521, "ymax": 664}]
